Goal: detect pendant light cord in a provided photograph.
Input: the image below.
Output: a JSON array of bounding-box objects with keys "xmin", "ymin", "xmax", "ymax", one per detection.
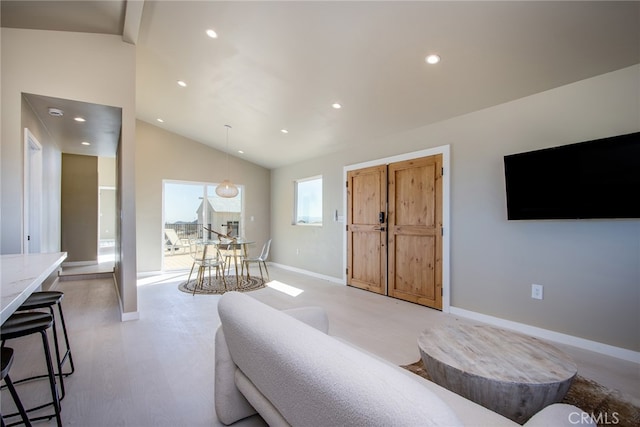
[{"xmin": 225, "ymin": 124, "xmax": 231, "ymax": 179}]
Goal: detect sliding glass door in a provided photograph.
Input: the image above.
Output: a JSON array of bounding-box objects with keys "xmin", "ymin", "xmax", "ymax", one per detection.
[{"xmin": 163, "ymin": 180, "xmax": 243, "ymax": 271}]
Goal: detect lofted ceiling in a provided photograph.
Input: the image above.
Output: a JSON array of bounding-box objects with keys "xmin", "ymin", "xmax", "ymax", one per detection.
[{"xmin": 2, "ymin": 1, "xmax": 639, "ymax": 168}]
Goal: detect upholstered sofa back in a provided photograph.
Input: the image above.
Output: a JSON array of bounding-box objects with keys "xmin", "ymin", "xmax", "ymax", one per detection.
[{"xmin": 216, "ymin": 291, "xmax": 462, "ymax": 426}]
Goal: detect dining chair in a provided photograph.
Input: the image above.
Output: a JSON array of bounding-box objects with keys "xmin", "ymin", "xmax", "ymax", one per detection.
[
  {"xmin": 241, "ymin": 239, "xmax": 271, "ymax": 282},
  {"xmin": 187, "ymin": 240, "xmax": 226, "ymax": 294},
  {"xmin": 219, "ymin": 242, "xmax": 245, "ymax": 275}
]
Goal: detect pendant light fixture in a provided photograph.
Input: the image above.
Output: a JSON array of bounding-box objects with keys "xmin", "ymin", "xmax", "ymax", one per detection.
[{"xmin": 216, "ymin": 124, "xmax": 239, "ymax": 198}]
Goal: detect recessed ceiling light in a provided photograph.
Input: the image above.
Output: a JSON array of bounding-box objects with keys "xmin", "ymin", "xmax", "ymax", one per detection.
[
  {"xmin": 157, "ymin": 118, "xmax": 164, "ymax": 123},
  {"xmin": 81, "ymin": 141, "xmax": 91, "ymax": 146},
  {"xmin": 237, "ymin": 150, "xmax": 244, "ymax": 154},
  {"xmin": 206, "ymin": 29, "xmax": 218, "ymax": 39},
  {"xmin": 74, "ymin": 117, "xmax": 86, "ymax": 122},
  {"xmin": 281, "ymin": 129, "xmax": 289, "ymax": 134},
  {"xmin": 332, "ymin": 103, "xmax": 342, "ymax": 109},
  {"xmin": 48, "ymin": 107, "xmax": 64, "ymax": 117},
  {"xmin": 177, "ymin": 80, "xmax": 187, "ymax": 87},
  {"xmin": 425, "ymin": 54, "xmax": 441, "ymax": 65}
]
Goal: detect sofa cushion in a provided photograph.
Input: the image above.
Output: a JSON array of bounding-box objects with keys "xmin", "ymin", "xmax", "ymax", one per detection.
[
  {"xmin": 218, "ymin": 292, "xmax": 463, "ymax": 427},
  {"xmin": 523, "ymin": 403, "xmax": 595, "ymax": 427},
  {"xmin": 235, "ymin": 369, "xmax": 290, "ymax": 427},
  {"xmin": 214, "ymin": 305, "xmax": 329, "ymax": 425},
  {"xmin": 282, "ymin": 306, "xmax": 329, "ymax": 334},
  {"xmin": 215, "ymin": 327, "xmax": 258, "ymax": 425}
]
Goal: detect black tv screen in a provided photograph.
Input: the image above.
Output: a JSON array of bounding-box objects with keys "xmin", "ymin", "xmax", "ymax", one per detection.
[{"xmin": 504, "ymin": 132, "xmax": 640, "ymax": 220}]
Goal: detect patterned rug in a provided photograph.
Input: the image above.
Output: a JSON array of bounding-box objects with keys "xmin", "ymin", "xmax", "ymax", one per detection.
[
  {"xmin": 178, "ymin": 275, "xmax": 266, "ymax": 295},
  {"xmin": 402, "ymin": 360, "xmax": 640, "ymax": 426}
]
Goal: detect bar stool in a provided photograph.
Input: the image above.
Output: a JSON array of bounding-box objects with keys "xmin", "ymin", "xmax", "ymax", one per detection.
[
  {"xmin": 16, "ymin": 291, "xmax": 75, "ymax": 399},
  {"xmin": 0, "ymin": 312, "xmax": 62, "ymax": 427},
  {"xmin": 1, "ymin": 347, "xmax": 32, "ymax": 427}
]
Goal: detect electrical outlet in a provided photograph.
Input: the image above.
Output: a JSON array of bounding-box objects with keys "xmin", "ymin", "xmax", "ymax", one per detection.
[{"xmin": 531, "ymin": 284, "xmax": 543, "ymax": 300}]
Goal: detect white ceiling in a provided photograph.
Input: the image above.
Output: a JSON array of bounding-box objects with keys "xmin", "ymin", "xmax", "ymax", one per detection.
[{"xmin": 3, "ymin": 1, "xmax": 639, "ymax": 168}]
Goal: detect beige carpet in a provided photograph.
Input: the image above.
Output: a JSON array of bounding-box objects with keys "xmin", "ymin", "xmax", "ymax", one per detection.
[{"xmin": 402, "ymin": 360, "xmax": 640, "ymax": 427}]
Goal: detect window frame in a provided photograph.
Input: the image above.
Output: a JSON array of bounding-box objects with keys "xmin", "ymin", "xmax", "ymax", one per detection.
[{"xmin": 293, "ymin": 175, "xmax": 323, "ymax": 226}]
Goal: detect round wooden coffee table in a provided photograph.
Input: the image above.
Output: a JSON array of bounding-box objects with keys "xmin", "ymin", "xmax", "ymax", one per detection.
[{"xmin": 418, "ymin": 321, "xmax": 577, "ymax": 424}]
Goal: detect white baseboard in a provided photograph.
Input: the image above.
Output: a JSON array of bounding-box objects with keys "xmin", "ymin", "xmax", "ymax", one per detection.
[
  {"xmin": 137, "ymin": 270, "xmax": 165, "ymax": 279},
  {"xmin": 112, "ymin": 274, "xmax": 139, "ymax": 322},
  {"xmin": 62, "ymin": 260, "xmax": 98, "ymax": 267},
  {"xmin": 450, "ymin": 306, "xmax": 640, "ymax": 364},
  {"xmin": 121, "ymin": 310, "xmax": 140, "ymax": 322},
  {"xmin": 269, "ymin": 262, "xmax": 343, "ymax": 284}
]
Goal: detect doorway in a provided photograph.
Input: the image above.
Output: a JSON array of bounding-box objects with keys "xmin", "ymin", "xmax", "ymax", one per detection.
[
  {"xmin": 23, "ymin": 128, "xmax": 43, "ymax": 253},
  {"xmin": 162, "ymin": 180, "xmax": 243, "ymax": 271},
  {"xmin": 345, "ymin": 146, "xmax": 450, "ymax": 311}
]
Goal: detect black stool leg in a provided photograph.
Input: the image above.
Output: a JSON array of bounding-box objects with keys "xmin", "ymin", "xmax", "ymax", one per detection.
[
  {"xmin": 1, "ymin": 333, "xmax": 62, "ymax": 426},
  {"xmin": 55, "ymin": 301, "xmax": 75, "ymax": 376},
  {"xmin": 3, "ymin": 373, "xmax": 32, "ymax": 427},
  {"xmin": 46, "ymin": 306, "xmax": 66, "ymax": 400},
  {"xmin": 38, "ymin": 330, "xmax": 62, "ymax": 427},
  {"xmin": 1, "ymin": 313, "xmax": 62, "ymax": 427}
]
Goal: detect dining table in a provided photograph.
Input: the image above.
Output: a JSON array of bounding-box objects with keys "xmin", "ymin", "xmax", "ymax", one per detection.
[
  {"xmin": 1, "ymin": 252, "xmax": 67, "ymax": 324},
  {"xmin": 211, "ymin": 238, "xmax": 254, "ymax": 286}
]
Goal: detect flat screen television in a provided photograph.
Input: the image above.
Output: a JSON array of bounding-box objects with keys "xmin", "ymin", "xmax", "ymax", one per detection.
[{"xmin": 504, "ymin": 131, "xmax": 640, "ymax": 220}]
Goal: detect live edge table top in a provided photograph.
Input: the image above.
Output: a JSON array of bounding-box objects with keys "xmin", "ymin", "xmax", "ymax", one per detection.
[{"xmin": 418, "ymin": 321, "xmax": 577, "ymax": 423}]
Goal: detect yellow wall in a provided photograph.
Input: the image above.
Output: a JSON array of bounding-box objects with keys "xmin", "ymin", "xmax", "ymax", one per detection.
[{"xmin": 61, "ymin": 154, "xmax": 98, "ymax": 262}]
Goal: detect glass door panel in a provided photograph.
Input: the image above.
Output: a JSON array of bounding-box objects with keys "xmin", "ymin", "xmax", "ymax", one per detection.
[{"xmin": 163, "ymin": 181, "xmax": 243, "ymax": 271}]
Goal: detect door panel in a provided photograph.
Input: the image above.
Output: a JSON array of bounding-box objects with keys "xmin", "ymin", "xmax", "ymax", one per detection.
[
  {"xmin": 347, "ymin": 165, "xmax": 386, "ymax": 294},
  {"xmin": 346, "ymin": 154, "xmax": 442, "ymax": 309},
  {"xmin": 388, "ymin": 155, "xmax": 442, "ymax": 309},
  {"xmin": 391, "ymin": 234, "xmax": 436, "ymax": 300}
]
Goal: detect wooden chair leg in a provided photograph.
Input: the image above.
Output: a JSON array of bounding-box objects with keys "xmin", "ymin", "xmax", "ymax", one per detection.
[
  {"xmin": 257, "ymin": 262, "xmax": 264, "ymax": 282},
  {"xmin": 187, "ymin": 262, "xmax": 197, "ymax": 285}
]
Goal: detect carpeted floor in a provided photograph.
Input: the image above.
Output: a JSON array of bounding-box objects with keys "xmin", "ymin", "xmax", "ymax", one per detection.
[
  {"xmin": 402, "ymin": 360, "xmax": 640, "ymax": 427},
  {"xmin": 178, "ymin": 275, "xmax": 266, "ymax": 294}
]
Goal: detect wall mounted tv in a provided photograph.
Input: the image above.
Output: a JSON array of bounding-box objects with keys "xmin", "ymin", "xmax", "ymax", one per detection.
[{"xmin": 504, "ymin": 131, "xmax": 640, "ymax": 220}]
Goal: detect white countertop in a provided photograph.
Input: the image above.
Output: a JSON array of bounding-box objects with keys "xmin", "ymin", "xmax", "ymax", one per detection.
[{"xmin": 1, "ymin": 252, "xmax": 67, "ymax": 324}]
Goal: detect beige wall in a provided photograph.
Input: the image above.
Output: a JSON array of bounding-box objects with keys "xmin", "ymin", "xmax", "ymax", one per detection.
[
  {"xmin": 99, "ymin": 158, "xmax": 117, "ymax": 241},
  {"xmin": 61, "ymin": 154, "xmax": 98, "ymax": 262},
  {"xmin": 1, "ymin": 28, "xmax": 138, "ymax": 318},
  {"xmin": 99, "ymin": 157, "xmax": 117, "ymax": 186},
  {"xmin": 271, "ymin": 65, "xmax": 640, "ymax": 353},
  {"xmin": 135, "ymin": 120, "xmax": 271, "ymax": 272}
]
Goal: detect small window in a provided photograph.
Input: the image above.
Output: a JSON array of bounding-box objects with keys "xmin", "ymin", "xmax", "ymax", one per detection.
[{"xmin": 294, "ymin": 176, "xmax": 322, "ymax": 226}]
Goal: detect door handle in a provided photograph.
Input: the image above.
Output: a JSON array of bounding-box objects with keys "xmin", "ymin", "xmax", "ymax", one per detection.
[{"xmin": 374, "ymin": 227, "xmax": 386, "ymax": 231}]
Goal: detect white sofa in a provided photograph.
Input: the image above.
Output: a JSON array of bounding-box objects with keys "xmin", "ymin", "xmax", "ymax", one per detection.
[{"xmin": 215, "ymin": 292, "xmax": 593, "ymax": 426}]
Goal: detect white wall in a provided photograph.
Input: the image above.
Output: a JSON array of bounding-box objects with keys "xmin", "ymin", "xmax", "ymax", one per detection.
[
  {"xmin": 16, "ymin": 96, "xmax": 63, "ymax": 253},
  {"xmin": 271, "ymin": 65, "xmax": 640, "ymax": 352},
  {"xmin": 1, "ymin": 28, "xmax": 138, "ymax": 318},
  {"xmin": 135, "ymin": 120, "xmax": 271, "ymax": 273}
]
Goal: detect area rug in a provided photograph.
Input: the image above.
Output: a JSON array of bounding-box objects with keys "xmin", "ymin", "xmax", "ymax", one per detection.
[
  {"xmin": 402, "ymin": 360, "xmax": 640, "ymax": 427},
  {"xmin": 178, "ymin": 275, "xmax": 266, "ymax": 295}
]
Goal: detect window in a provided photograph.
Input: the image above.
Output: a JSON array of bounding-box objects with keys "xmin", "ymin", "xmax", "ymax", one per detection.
[{"xmin": 294, "ymin": 176, "xmax": 322, "ymax": 225}]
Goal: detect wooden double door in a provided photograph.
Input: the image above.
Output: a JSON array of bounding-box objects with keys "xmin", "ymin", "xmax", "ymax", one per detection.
[{"xmin": 346, "ymin": 154, "xmax": 443, "ymax": 310}]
